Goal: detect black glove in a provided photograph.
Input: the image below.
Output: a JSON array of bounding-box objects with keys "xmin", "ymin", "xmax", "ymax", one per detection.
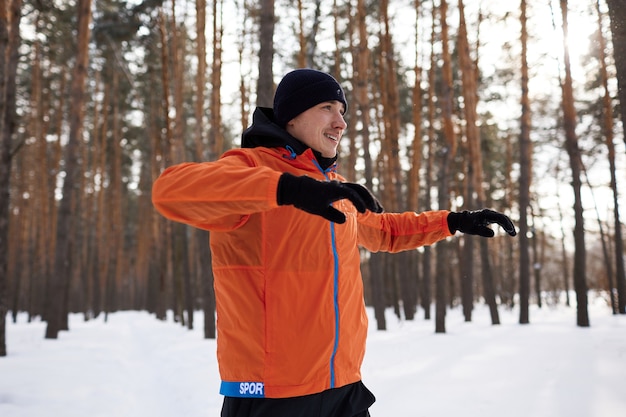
[
  {"xmin": 277, "ymin": 173, "xmax": 384, "ymax": 223},
  {"xmin": 447, "ymin": 209, "xmax": 517, "ymax": 237}
]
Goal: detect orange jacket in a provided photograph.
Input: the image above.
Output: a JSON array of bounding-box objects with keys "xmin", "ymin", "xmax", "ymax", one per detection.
[{"xmin": 152, "ymin": 109, "xmax": 452, "ymax": 399}]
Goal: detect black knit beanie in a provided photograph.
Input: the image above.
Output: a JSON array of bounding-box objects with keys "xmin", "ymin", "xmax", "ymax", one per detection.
[{"xmin": 273, "ymin": 69, "xmax": 348, "ymax": 128}]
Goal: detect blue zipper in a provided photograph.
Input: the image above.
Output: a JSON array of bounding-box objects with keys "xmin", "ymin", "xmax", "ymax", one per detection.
[
  {"xmin": 329, "ymin": 222, "xmax": 339, "ymax": 388},
  {"xmin": 314, "ymin": 159, "xmax": 340, "ymax": 389},
  {"xmin": 283, "ymin": 145, "xmax": 297, "ymax": 160}
]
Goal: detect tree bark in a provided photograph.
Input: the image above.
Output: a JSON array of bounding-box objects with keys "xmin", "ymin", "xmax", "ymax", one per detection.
[
  {"xmin": 296, "ymin": 0, "xmax": 306, "ymax": 68},
  {"xmin": 378, "ymin": 0, "xmax": 416, "ymax": 320},
  {"xmin": 409, "ymin": 0, "xmax": 423, "ymax": 214},
  {"xmin": 194, "ymin": 0, "xmax": 207, "ymax": 160},
  {"xmin": 559, "ymin": 0, "xmax": 589, "ymax": 327},
  {"xmin": 370, "ymin": 252, "xmax": 387, "ymax": 330},
  {"xmin": 94, "ymin": 75, "xmax": 110, "ymax": 319},
  {"xmin": 209, "ymin": 0, "xmax": 224, "ymax": 158},
  {"xmin": 501, "ymin": 135, "xmax": 515, "ymax": 308},
  {"xmin": 173, "ymin": 1, "xmax": 194, "ymax": 328},
  {"xmin": 46, "ymin": 0, "xmax": 93, "ymax": 339},
  {"xmin": 531, "ymin": 216, "xmax": 542, "ymax": 308},
  {"xmin": 31, "ymin": 26, "xmax": 52, "ymax": 321},
  {"xmin": 435, "ymin": 0, "xmax": 456, "ymax": 334},
  {"xmin": 196, "ymin": 0, "xmax": 216, "ymax": 339},
  {"xmin": 420, "ymin": 3, "xmax": 438, "ymax": 321},
  {"xmin": 256, "ymin": 0, "xmax": 274, "ymax": 107},
  {"xmin": 343, "ymin": 1, "xmax": 357, "ymax": 182},
  {"xmin": 354, "ymin": 0, "xmax": 373, "ymax": 190},
  {"xmin": 352, "ymin": 0, "xmax": 382, "ymax": 327},
  {"xmin": 605, "ymin": 0, "xmax": 626, "ymax": 152},
  {"xmin": 518, "ymin": 0, "xmax": 532, "ymax": 324},
  {"xmin": 1, "ymin": 0, "xmax": 22, "ymax": 352},
  {"xmin": 555, "ymin": 162, "xmax": 571, "ymax": 307},
  {"xmin": 156, "ymin": 9, "xmax": 172, "ymax": 322},
  {"xmin": 598, "ymin": 0, "xmax": 625, "ymax": 314},
  {"xmin": 457, "ymin": 0, "xmax": 477, "ymax": 323},
  {"xmin": 583, "ymin": 166, "xmax": 615, "ymax": 313}
]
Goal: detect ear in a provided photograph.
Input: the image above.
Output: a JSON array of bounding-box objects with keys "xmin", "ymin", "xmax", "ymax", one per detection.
[{"xmin": 284, "ymin": 119, "xmax": 296, "ymax": 135}]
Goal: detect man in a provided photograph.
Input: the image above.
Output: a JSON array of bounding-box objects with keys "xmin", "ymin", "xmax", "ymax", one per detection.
[{"xmin": 152, "ymin": 69, "xmax": 516, "ymax": 417}]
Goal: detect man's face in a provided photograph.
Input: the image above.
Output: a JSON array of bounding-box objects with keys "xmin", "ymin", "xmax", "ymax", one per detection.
[{"xmin": 285, "ymin": 100, "xmax": 347, "ymax": 158}]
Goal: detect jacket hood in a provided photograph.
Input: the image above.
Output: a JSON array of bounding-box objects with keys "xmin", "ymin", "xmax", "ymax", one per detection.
[
  {"xmin": 241, "ymin": 107, "xmax": 338, "ymax": 168},
  {"xmin": 241, "ymin": 107, "xmax": 308, "ymax": 153}
]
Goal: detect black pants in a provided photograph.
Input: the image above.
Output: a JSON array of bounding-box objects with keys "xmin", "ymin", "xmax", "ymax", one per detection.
[{"xmin": 221, "ymin": 381, "xmax": 375, "ymax": 417}]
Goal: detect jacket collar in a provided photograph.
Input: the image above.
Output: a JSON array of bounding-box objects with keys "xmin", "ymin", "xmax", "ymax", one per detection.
[{"xmin": 241, "ymin": 107, "xmax": 338, "ymax": 170}]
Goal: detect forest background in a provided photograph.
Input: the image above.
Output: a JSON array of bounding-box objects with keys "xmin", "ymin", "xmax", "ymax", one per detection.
[{"xmin": 1, "ymin": 0, "xmax": 626, "ymax": 356}]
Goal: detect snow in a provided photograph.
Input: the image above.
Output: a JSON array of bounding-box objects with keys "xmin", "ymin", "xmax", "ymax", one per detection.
[{"xmin": 2, "ymin": 299, "xmax": 625, "ymax": 417}]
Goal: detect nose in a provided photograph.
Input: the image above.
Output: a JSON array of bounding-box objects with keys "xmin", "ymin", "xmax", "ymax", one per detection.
[{"xmin": 333, "ymin": 111, "xmax": 347, "ymax": 130}]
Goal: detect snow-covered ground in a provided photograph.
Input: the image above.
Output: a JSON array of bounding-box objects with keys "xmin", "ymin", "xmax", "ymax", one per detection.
[{"xmin": 1, "ymin": 298, "xmax": 625, "ymax": 417}]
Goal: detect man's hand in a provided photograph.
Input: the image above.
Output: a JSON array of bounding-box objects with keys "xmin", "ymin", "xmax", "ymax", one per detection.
[
  {"xmin": 447, "ymin": 209, "xmax": 517, "ymax": 237},
  {"xmin": 277, "ymin": 173, "xmax": 383, "ymax": 223}
]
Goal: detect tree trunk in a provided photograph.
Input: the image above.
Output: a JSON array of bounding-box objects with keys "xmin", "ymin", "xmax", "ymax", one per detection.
[
  {"xmin": 531, "ymin": 219, "xmax": 542, "ymax": 308},
  {"xmin": 236, "ymin": 4, "xmax": 250, "ymax": 135},
  {"xmin": 583, "ymin": 166, "xmax": 616, "ymax": 313},
  {"xmin": 370, "ymin": 252, "xmax": 387, "ymax": 330},
  {"xmin": 1, "ymin": 0, "xmax": 22, "ymax": 353},
  {"xmin": 106, "ymin": 69, "xmax": 124, "ymax": 317},
  {"xmin": 560, "ymin": 0, "xmax": 589, "ymax": 327},
  {"xmin": 195, "ymin": 0, "xmax": 216, "ymax": 338},
  {"xmin": 378, "ymin": 0, "xmax": 415, "ymax": 319},
  {"xmin": 555, "ymin": 162, "xmax": 571, "ymax": 307},
  {"xmin": 331, "ymin": 0, "xmax": 341, "ymax": 80},
  {"xmin": 379, "ymin": 0, "xmax": 402, "ymax": 211},
  {"xmin": 461, "ymin": 183, "xmax": 475, "ymax": 322},
  {"xmin": 502, "ymin": 135, "xmax": 515, "ymax": 308},
  {"xmin": 83, "ymin": 72, "xmax": 101, "ymax": 318},
  {"xmin": 480, "ymin": 239, "xmax": 499, "ymax": 324},
  {"xmin": 194, "ymin": 0, "xmax": 207, "ymax": 161},
  {"xmin": 94, "ymin": 77, "xmax": 110, "ymax": 319},
  {"xmin": 405, "ymin": 1, "xmax": 424, "ymax": 322},
  {"xmin": 353, "ymin": 0, "xmax": 381, "ymax": 327},
  {"xmin": 168, "ymin": 0, "xmax": 192, "ymax": 328},
  {"xmin": 354, "ymin": 0, "xmax": 373, "ymax": 191},
  {"xmin": 421, "ymin": 4, "xmax": 438, "ymax": 321},
  {"xmin": 344, "ymin": 1, "xmax": 357, "ymax": 182},
  {"xmin": 154, "ymin": 9, "xmax": 176, "ymax": 320},
  {"xmin": 31, "ymin": 28, "xmax": 53, "ymax": 321},
  {"xmin": 135, "ymin": 138, "xmax": 154, "ymax": 311},
  {"xmin": 435, "ymin": 0, "xmax": 455, "ymax": 334},
  {"xmin": 209, "ymin": 0, "xmax": 224, "ymax": 158},
  {"xmin": 457, "ymin": 0, "xmax": 476, "ymax": 323},
  {"xmin": 605, "ymin": 0, "xmax": 626, "ymax": 152},
  {"xmin": 461, "ymin": 0, "xmax": 501, "ymax": 325},
  {"xmin": 46, "ymin": 0, "xmax": 92, "ymax": 339},
  {"xmin": 154, "ymin": 8, "xmax": 174, "ymax": 322},
  {"xmin": 295, "ymin": 0, "xmax": 321, "ymax": 68},
  {"xmin": 409, "ymin": 0, "xmax": 423, "ymax": 213},
  {"xmin": 199, "ymin": 229, "xmax": 215, "ymax": 339},
  {"xmin": 256, "ymin": 0, "xmax": 274, "ymax": 107},
  {"xmin": 598, "ymin": 0, "xmax": 625, "ymax": 314},
  {"xmin": 518, "ymin": 0, "xmax": 531, "ymax": 324},
  {"xmin": 296, "ymin": 0, "xmax": 306, "ymax": 68}
]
